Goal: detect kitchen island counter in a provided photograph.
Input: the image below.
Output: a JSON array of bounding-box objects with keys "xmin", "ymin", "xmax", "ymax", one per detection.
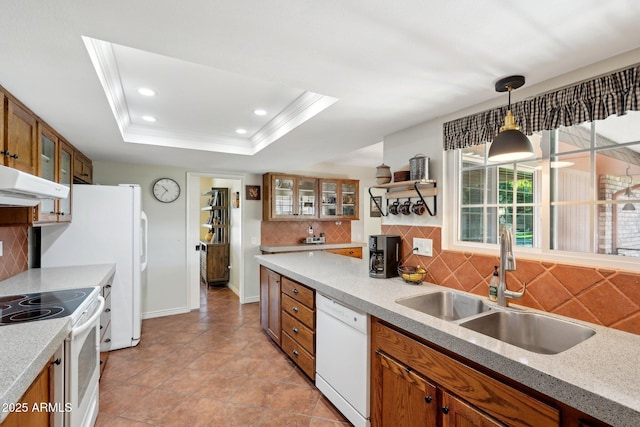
[
  {"xmin": 0, "ymin": 264, "xmax": 116, "ymax": 422},
  {"xmin": 256, "ymin": 251, "xmax": 639, "ymax": 426}
]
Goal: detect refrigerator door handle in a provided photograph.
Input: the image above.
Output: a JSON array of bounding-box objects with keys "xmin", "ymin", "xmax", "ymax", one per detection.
[{"xmin": 141, "ymin": 211, "xmax": 149, "ymax": 272}]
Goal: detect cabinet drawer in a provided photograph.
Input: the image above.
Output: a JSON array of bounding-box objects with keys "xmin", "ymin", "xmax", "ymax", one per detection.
[
  {"xmin": 282, "ymin": 330, "xmax": 315, "ymax": 380},
  {"xmin": 326, "ymin": 247, "xmax": 363, "ymax": 259},
  {"xmin": 282, "ymin": 293, "xmax": 314, "ymax": 329},
  {"xmin": 281, "ymin": 311, "xmax": 315, "ymax": 354},
  {"xmin": 373, "ymin": 321, "xmax": 560, "ymax": 427},
  {"xmin": 281, "ymin": 277, "xmax": 314, "ymax": 308}
]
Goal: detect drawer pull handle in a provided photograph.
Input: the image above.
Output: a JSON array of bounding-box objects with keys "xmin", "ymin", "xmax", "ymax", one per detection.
[
  {"xmin": 293, "ymin": 288, "xmax": 299, "ymax": 294},
  {"xmin": 292, "ymin": 349, "xmax": 299, "ymax": 356},
  {"xmin": 292, "ymin": 306, "xmax": 299, "ymax": 313},
  {"xmin": 292, "ymin": 327, "xmax": 299, "ymax": 334}
]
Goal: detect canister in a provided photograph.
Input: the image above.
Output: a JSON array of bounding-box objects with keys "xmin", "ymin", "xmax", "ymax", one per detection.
[
  {"xmin": 409, "ymin": 154, "xmax": 429, "ymax": 181},
  {"xmin": 375, "ymin": 164, "xmax": 392, "ymax": 184}
]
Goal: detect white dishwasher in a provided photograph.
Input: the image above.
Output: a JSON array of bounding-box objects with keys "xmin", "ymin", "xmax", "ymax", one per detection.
[{"xmin": 316, "ymin": 293, "xmax": 370, "ymax": 427}]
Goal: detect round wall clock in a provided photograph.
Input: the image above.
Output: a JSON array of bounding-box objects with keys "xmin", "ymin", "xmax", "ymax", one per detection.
[{"xmin": 152, "ymin": 178, "xmax": 180, "ymax": 203}]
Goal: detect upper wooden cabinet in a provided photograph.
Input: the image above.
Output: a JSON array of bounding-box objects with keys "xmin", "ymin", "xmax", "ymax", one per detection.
[
  {"xmin": 263, "ymin": 173, "xmax": 359, "ymax": 221},
  {"xmin": 34, "ymin": 124, "xmax": 73, "ymax": 224},
  {"xmin": 0, "ymin": 85, "xmax": 92, "ymax": 226},
  {"xmin": 263, "ymin": 173, "xmax": 318, "ymax": 220},
  {"xmin": 5, "ymin": 99, "xmax": 38, "ymax": 174},
  {"xmin": 319, "ymin": 178, "xmax": 359, "ymax": 220},
  {"xmin": 73, "ymin": 150, "xmax": 93, "ymax": 184}
]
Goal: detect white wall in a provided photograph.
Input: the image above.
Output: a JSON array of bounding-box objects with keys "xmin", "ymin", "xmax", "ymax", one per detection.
[{"xmin": 95, "ymin": 161, "xmax": 263, "ymax": 317}]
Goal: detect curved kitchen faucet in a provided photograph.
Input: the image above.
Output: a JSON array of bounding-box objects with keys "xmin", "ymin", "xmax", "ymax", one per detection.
[{"xmin": 497, "ymin": 228, "xmax": 526, "ymax": 307}]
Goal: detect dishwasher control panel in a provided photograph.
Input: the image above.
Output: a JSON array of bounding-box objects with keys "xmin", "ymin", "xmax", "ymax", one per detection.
[{"xmin": 316, "ymin": 294, "xmax": 368, "ymax": 334}]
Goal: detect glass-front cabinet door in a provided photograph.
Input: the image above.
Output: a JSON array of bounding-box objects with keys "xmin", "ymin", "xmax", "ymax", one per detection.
[
  {"xmin": 37, "ymin": 125, "xmax": 59, "ymax": 222},
  {"xmin": 319, "ymin": 179, "xmax": 359, "ymax": 220},
  {"xmin": 297, "ymin": 178, "xmax": 317, "ymax": 218},
  {"xmin": 57, "ymin": 141, "xmax": 73, "ymax": 221},
  {"xmin": 274, "ymin": 177, "xmax": 295, "ymax": 217},
  {"xmin": 341, "ymin": 181, "xmax": 358, "ymax": 218},
  {"xmin": 321, "ymin": 181, "xmax": 338, "ymax": 216},
  {"xmin": 271, "ymin": 175, "xmax": 318, "ymax": 219}
]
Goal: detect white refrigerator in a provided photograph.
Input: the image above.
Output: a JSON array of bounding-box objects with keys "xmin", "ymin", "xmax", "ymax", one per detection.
[{"xmin": 41, "ymin": 184, "xmax": 148, "ymax": 350}]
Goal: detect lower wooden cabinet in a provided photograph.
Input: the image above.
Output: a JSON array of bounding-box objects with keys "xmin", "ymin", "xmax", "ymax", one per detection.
[
  {"xmin": 280, "ymin": 277, "xmax": 316, "ymax": 380},
  {"xmin": 371, "ymin": 318, "xmax": 560, "ymax": 427},
  {"xmin": 200, "ymin": 242, "xmax": 230, "ymax": 286},
  {"xmin": 260, "ymin": 266, "xmax": 281, "ymax": 345},
  {"xmin": 259, "ymin": 266, "xmax": 316, "ymax": 380},
  {"xmin": 1, "ymin": 358, "xmax": 53, "ymax": 426}
]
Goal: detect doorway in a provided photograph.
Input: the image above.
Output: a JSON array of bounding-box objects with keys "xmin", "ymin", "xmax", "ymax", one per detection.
[{"xmin": 186, "ymin": 172, "xmax": 243, "ymax": 310}]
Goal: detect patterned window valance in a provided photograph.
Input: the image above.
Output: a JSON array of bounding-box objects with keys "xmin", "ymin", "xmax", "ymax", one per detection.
[{"xmin": 443, "ymin": 64, "xmax": 640, "ymax": 151}]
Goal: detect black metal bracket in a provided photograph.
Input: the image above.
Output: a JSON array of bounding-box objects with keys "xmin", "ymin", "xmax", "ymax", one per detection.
[{"xmin": 368, "ymin": 180, "xmax": 437, "ymax": 217}]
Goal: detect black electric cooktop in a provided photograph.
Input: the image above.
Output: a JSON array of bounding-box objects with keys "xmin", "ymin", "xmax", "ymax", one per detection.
[{"xmin": 0, "ymin": 287, "xmax": 95, "ymax": 326}]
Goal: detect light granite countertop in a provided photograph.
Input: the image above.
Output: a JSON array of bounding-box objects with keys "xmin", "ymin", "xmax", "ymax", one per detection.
[
  {"xmin": 256, "ymin": 251, "xmax": 640, "ymax": 427},
  {"xmin": 0, "ymin": 264, "xmax": 116, "ymax": 422},
  {"xmin": 260, "ymin": 241, "xmax": 365, "ymax": 253}
]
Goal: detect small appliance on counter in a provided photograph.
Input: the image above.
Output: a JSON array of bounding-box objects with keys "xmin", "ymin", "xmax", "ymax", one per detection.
[
  {"xmin": 369, "ymin": 235, "xmax": 401, "ymax": 278},
  {"xmin": 304, "ymin": 236, "xmax": 326, "ymax": 244}
]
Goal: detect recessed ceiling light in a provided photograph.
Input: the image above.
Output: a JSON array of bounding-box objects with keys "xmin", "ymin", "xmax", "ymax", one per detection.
[
  {"xmin": 142, "ymin": 115, "xmax": 156, "ymax": 122},
  {"xmin": 253, "ymin": 109, "xmax": 267, "ymax": 116},
  {"xmin": 235, "ymin": 128, "xmax": 247, "ymax": 134},
  {"xmin": 138, "ymin": 88, "xmax": 156, "ymax": 96}
]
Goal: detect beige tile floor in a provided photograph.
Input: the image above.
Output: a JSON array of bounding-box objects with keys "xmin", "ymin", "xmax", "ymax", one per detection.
[{"xmin": 96, "ymin": 286, "xmax": 352, "ymax": 426}]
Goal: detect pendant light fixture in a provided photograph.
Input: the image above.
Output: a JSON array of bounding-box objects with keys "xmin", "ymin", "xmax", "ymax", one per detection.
[{"xmin": 488, "ymin": 75, "xmax": 534, "ymax": 162}]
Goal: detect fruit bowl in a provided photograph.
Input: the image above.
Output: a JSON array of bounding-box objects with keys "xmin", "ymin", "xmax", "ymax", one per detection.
[{"xmin": 398, "ymin": 265, "xmax": 427, "ymax": 284}]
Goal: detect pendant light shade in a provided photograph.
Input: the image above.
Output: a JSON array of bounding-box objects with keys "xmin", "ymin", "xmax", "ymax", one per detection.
[
  {"xmin": 622, "ymin": 166, "xmax": 636, "ymax": 211},
  {"xmin": 488, "ymin": 75, "xmax": 534, "ymax": 162}
]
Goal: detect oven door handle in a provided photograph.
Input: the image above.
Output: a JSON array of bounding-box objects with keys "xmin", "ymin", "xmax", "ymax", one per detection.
[{"xmin": 71, "ymin": 296, "xmax": 105, "ymax": 338}]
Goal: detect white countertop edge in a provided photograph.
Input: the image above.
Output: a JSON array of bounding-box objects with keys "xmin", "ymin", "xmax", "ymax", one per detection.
[
  {"xmin": 256, "ymin": 251, "xmax": 640, "ymax": 426},
  {"xmin": 260, "ymin": 242, "xmax": 365, "ymax": 253}
]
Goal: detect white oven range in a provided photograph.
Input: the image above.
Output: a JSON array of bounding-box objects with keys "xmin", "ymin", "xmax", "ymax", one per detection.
[{"xmin": 63, "ymin": 289, "xmax": 104, "ymax": 427}]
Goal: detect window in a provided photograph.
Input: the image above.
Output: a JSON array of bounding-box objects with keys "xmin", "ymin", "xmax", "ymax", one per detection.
[{"xmin": 456, "ymin": 112, "xmax": 640, "ymax": 258}]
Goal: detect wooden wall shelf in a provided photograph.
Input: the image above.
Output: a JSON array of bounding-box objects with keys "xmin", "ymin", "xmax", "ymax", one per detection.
[{"xmin": 369, "ymin": 180, "xmax": 437, "ymax": 216}]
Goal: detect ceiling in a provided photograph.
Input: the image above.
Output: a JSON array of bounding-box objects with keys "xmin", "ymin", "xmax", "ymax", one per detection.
[{"xmin": 1, "ymin": 1, "xmax": 640, "ymax": 174}]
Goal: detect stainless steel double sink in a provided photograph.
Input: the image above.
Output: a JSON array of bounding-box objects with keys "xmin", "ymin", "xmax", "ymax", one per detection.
[{"xmin": 395, "ymin": 291, "xmax": 595, "ymax": 355}]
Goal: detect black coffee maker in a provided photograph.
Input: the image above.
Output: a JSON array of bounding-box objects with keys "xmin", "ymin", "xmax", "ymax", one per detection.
[{"xmin": 369, "ymin": 235, "xmax": 401, "ymax": 278}]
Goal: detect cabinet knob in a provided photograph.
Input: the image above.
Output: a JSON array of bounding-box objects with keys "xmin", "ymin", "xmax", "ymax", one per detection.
[
  {"xmin": 442, "ymin": 406, "xmax": 449, "ymax": 415},
  {"xmin": 292, "ymin": 288, "xmax": 299, "ymax": 294},
  {"xmin": 292, "ymin": 349, "xmax": 299, "ymax": 357},
  {"xmin": 105, "ymin": 308, "xmax": 111, "ymax": 312},
  {"xmin": 52, "ymin": 358, "xmax": 61, "ymax": 366},
  {"xmin": 292, "ymin": 306, "xmax": 299, "ymax": 313},
  {"xmin": 425, "ymin": 396, "xmax": 432, "ymax": 404},
  {"xmin": 292, "ymin": 327, "xmax": 299, "ymax": 334},
  {"xmin": 105, "ymin": 338, "xmax": 111, "ymax": 343}
]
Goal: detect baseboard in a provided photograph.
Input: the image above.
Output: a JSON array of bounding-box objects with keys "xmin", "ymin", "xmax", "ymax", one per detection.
[
  {"xmin": 142, "ymin": 307, "xmax": 189, "ymax": 319},
  {"xmin": 242, "ymin": 295, "xmax": 259, "ymax": 304}
]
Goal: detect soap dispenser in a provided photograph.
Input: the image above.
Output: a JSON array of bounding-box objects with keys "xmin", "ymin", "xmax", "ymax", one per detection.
[{"xmin": 489, "ymin": 266, "xmax": 499, "ymax": 302}]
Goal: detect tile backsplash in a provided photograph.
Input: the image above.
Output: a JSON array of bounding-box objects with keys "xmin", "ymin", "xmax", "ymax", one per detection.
[
  {"xmin": 0, "ymin": 226, "xmax": 28, "ymax": 282},
  {"xmin": 383, "ymin": 224, "xmax": 640, "ymax": 336},
  {"xmin": 261, "ymin": 221, "xmax": 351, "ymax": 246}
]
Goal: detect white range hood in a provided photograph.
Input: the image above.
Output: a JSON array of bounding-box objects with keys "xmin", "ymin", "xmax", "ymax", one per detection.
[{"xmin": 0, "ymin": 165, "xmax": 69, "ymax": 207}]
